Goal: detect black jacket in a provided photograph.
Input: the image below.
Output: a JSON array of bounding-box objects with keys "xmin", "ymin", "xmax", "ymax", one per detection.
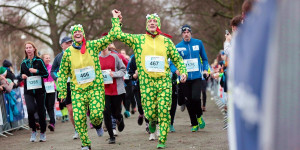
[{"xmin": 20, "ymin": 56, "xmax": 49, "ymax": 94}]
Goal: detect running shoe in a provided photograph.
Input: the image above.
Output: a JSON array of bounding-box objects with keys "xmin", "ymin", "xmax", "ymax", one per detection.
[
  {"xmin": 149, "ymin": 133, "xmax": 156, "ymax": 141},
  {"xmin": 89, "ymin": 123, "xmax": 94, "ymax": 129},
  {"xmin": 149, "ymin": 121, "xmax": 156, "ymax": 133},
  {"xmin": 61, "ymin": 116, "xmax": 65, "ymax": 123},
  {"xmin": 30, "ymin": 131, "xmax": 37, "ymax": 142},
  {"xmin": 48, "ymin": 124, "xmax": 55, "ymax": 132},
  {"xmin": 124, "ymin": 111, "xmax": 131, "ymax": 118},
  {"xmin": 39, "ymin": 133, "xmax": 46, "ymax": 142},
  {"xmin": 169, "ymin": 125, "xmax": 175, "ymax": 132},
  {"xmin": 73, "ymin": 130, "xmax": 79, "ymax": 139},
  {"xmin": 157, "ymin": 141, "xmax": 166, "ymax": 149},
  {"xmin": 197, "ymin": 116, "xmax": 206, "ymax": 129},
  {"xmin": 96, "ymin": 128, "xmax": 104, "ymax": 137},
  {"xmin": 180, "ymin": 104, "xmax": 186, "ymax": 112},
  {"xmin": 108, "ymin": 137, "xmax": 116, "ymax": 144},
  {"xmin": 81, "ymin": 146, "xmax": 91, "ymax": 150},
  {"xmin": 191, "ymin": 125, "xmax": 199, "ymax": 132},
  {"xmin": 65, "ymin": 115, "xmax": 69, "ymax": 121},
  {"xmin": 137, "ymin": 114, "xmax": 144, "ymax": 126},
  {"xmin": 113, "ymin": 129, "xmax": 118, "ymax": 136},
  {"xmin": 117, "ymin": 117, "xmax": 125, "ymax": 132}
]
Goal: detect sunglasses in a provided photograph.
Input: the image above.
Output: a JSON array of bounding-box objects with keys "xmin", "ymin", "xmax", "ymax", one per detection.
[{"xmin": 182, "ymin": 27, "xmax": 191, "ymax": 32}]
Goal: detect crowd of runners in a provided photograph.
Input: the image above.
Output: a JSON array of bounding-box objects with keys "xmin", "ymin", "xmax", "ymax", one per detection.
[{"xmin": 0, "ymin": 0, "xmax": 255, "ymax": 149}]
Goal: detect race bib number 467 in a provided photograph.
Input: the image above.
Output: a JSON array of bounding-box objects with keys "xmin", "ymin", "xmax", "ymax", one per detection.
[
  {"xmin": 145, "ymin": 56, "xmax": 165, "ymax": 72},
  {"xmin": 74, "ymin": 66, "xmax": 95, "ymax": 84}
]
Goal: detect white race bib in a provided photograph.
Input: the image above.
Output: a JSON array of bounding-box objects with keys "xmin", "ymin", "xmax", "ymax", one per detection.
[
  {"xmin": 184, "ymin": 58, "xmax": 199, "ymax": 72},
  {"xmin": 102, "ymin": 69, "xmax": 113, "ymax": 84},
  {"xmin": 45, "ymin": 81, "xmax": 55, "ymax": 93},
  {"xmin": 145, "ymin": 56, "xmax": 165, "ymax": 72},
  {"xmin": 124, "ymin": 71, "xmax": 130, "ymax": 80},
  {"xmin": 27, "ymin": 76, "xmax": 42, "ymax": 90},
  {"xmin": 192, "ymin": 45, "xmax": 199, "ymax": 51},
  {"xmin": 74, "ymin": 66, "xmax": 95, "ymax": 84}
]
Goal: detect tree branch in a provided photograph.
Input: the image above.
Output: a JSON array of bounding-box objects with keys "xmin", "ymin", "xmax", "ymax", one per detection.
[
  {"xmin": 0, "ymin": 4, "xmax": 48, "ymax": 22},
  {"xmin": 0, "ymin": 19, "xmax": 52, "ymax": 46}
]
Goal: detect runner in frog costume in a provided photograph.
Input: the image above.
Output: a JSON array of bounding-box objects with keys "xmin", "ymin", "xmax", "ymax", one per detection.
[
  {"xmin": 57, "ymin": 24, "xmax": 114, "ymax": 150},
  {"xmin": 110, "ymin": 10, "xmax": 187, "ymax": 149}
]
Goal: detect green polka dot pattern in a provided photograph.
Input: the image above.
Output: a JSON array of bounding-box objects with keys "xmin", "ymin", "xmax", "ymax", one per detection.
[
  {"xmin": 110, "ymin": 18, "xmax": 187, "ymax": 144},
  {"xmin": 57, "ymin": 24, "xmax": 115, "ymax": 147}
]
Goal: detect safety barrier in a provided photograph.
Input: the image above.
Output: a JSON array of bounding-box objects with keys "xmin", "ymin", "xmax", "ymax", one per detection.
[
  {"xmin": 0, "ymin": 87, "xmax": 29, "ymax": 137},
  {"xmin": 207, "ymin": 77, "xmax": 228, "ymax": 130}
]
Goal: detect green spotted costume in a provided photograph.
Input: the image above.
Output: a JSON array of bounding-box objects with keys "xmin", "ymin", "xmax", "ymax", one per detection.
[
  {"xmin": 57, "ymin": 24, "xmax": 114, "ymax": 147},
  {"xmin": 110, "ymin": 14, "xmax": 187, "ymax": 147}
]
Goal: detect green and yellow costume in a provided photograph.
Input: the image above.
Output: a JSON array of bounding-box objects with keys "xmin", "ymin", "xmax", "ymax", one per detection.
[
  {"xmin": 57, "ymin": 24, "xmax": 114, "ymax": 147},
  {"xmin": 111, "ymin": 14, "xmax": 187, "ymax": 147}
]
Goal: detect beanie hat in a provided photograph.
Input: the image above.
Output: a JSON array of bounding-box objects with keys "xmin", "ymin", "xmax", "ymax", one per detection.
[
  {"xmin": 2, "ymin": 60, "xmax": 12, "ymax": 67},
  {"xmin": 181, "ymin": 24, "xmax": 192, "ymax": 34},
  {"xmin": 0, "ymin": 67, "xmax": 7, "ymax": 75}
]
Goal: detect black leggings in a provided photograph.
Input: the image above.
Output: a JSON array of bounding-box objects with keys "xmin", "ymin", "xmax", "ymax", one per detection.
[
  {"xmin": 124, "ymin": 81, "xmax": 136, "ymax": 111},
  {"xmin": 179, "ymin": 78, "xmax": 203, "ymax": 126},
  {"xmin": 200, "ymin": 80, "xmax": 207, "ymax": 107},
  {"xmin": 170, "ymin": 82, "xmax": 178, "ymax": 125},
  {"xmin": 25, "ymin": 93, "xmax": 47, "ymax": 133},
  {"xmin": 133, "ymin": 81, "xmax": 143, "ymax": 115},
  {"xmin": 45, "ymin": 92, "xmax": 55, "ymax": 124},
  {"xmin": 103, "ymin": 95, "xmax": 123, "ymax": 138}
]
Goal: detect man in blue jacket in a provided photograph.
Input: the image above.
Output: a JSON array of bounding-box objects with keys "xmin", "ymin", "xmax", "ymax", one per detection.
[{"xmin": 175, "ymin": 24, "xmax": 209, "ymax": 132}]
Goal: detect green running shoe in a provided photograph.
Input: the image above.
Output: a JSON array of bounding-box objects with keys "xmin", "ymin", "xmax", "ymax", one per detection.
[
  {"xmin": 169, "ymin": 125, "xmax": 175, "ymax": 132},
  {"xmin": 157, "ymin": 142, "xmax": 166, "ymax": 149},
  {"xmin": 149, "ymin": 121, "xmax": 156, "ymax": 133},
  {"xmin": 191, "ymin": 125, "xmax": 199, "ymax": 132},
  {"xmin": 198, "ymin": 116, "xmax": 206, "ymax": 129}
]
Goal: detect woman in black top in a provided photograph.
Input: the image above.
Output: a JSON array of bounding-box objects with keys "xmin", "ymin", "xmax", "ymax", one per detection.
[{"xmin": 20, "ymin": 41, "xmax": 48, "ymax": 142}]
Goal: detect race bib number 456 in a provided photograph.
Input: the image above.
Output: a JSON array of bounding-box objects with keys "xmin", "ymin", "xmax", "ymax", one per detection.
[
  {"xmin": 145, "ymin": 56, "xmax": 165, "ymax": 72},
  {"xmin": 74, "ymin": 66, "xmax": 96, "ymax": 84}
]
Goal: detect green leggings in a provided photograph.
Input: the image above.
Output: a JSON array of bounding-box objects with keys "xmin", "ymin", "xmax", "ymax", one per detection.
[
  {"xmin": 71, "ymin": 86, "xmax": 105, "ymax": 147},
  {"xmin": 140, "ymin": 77, "xmax": 172, "ymax": 144}
]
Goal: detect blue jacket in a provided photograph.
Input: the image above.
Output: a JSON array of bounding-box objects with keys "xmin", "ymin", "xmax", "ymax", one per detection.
[{"xmin": 176, "ymin": 38, "xmax": 209, "ymax": 80}]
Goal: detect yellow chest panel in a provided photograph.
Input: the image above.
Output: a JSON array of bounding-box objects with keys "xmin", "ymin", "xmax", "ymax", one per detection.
[
  {"xmin": 140, "ymin": 35, "xmax": 168, "ymax": 77},
  {"xmin": 69, "ymin": 46, "xmax": 95, "ymax": 88}
]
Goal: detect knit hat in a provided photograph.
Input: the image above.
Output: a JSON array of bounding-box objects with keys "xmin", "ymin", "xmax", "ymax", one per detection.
[
  {"xmin": 146, "ymin": 13, "xmax": 172, "ymax": 38},
  {"xmin": 2, "ymin": 60, "xmax": 12, "ymax": 67},
  {"xmin": 0, "ymin": 67, "xmax": 7, "ymax": 75},
  {"xmin": 181, "ymin": 24, "xmax": 192, "ymax": 34},
  {"xmin": 70, "ymin": 24, "xmax": 86, "ymax": 54}
]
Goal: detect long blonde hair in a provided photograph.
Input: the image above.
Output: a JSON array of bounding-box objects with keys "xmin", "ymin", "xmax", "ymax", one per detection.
[{"xmin": 24, "ymin": 41, "xmax": 39, "ymax": 58}]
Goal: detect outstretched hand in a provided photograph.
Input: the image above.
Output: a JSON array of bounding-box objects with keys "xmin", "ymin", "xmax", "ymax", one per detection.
[{"xmin": 112, "ymin": 9, "xmax": 122, "ymax": 19}]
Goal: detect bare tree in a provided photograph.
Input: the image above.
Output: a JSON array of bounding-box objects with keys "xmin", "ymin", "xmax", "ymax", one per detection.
[{"xmin": 167, "ymin": 0, "xmax": 244, "ymax": 62}]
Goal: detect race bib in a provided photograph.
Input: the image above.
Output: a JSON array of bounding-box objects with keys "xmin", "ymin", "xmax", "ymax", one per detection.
[
  {"xmin": 192, "ymin": 45, "xmax": 199, "ymax": 51},
  {"xmin": 45, "ymin": 81, "xmax": 55, "ymax": 93},
  {"xmin": 102, "ymin": 69, "xmax": 113, "ymax": 84},
  {"xmin": 74, "ymin": 66, "xmax": 95, "ymax": 84},
  {"xmin": 184, "ymin": 58, "xmax": 199, "ymax": 72},
  {"xmin": 145, "ymin": 56, "xmax": 165, "ymax": 72},
  {"xmin": 27, "ymin": 76, "xmax": 42, "ymax": 90},
  {"xmin": 124, "ymin": 71, "xmax": 130, "ymax": 80}
]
